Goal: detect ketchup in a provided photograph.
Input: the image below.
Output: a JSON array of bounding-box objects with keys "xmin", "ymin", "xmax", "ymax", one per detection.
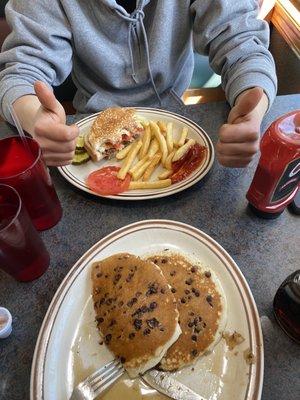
[
  {"xmin": 171, "ymin": 143, "xmax": 206, "ymax": 184},
  {"xmin": 247, "ymin": 110, "xmax": 300, "ymax": 218}
]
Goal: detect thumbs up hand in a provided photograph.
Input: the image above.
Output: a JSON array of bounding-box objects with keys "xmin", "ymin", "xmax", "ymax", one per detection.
[
  {"xmin": 217, "ymin": 87, "xmax": 269, "ymax": 168},
  {"xmin": 32, "ymin": 81, "xmax": 78, "ymax": 166}
]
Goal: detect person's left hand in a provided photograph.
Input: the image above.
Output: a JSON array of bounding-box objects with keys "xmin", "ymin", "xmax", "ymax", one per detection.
[{"xmin": 216, "ymin": 87, "xmax": 269, "ymax": 168}]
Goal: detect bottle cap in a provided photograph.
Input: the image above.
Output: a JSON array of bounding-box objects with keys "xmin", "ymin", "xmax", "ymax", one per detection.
[
  {"xmin": 248, "ymin": 203, "xmax": 284, "ymax": 219},
  {"xmin": 0, "ymin": 307, "xmax": 12, "ymax": 339}
]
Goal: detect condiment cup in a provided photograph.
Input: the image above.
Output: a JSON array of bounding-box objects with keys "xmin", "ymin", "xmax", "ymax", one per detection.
[{"xmin": 0, "ymin": 307, "xmax": 12, "ymax": 339}]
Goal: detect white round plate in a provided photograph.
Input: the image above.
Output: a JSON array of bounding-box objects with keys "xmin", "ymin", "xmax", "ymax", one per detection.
[
  {"xmin": 58, "ymin": 108, "xmax": 214, "ymax": 200},
  {"xmin": 31, "ymin": 220, "xmax": 263, "ymax": 400}
]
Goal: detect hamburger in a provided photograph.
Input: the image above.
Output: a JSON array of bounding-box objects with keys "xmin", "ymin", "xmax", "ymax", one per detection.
[{"xmin": 84, "ymin": 107, "xmax": 144, "ymax": 162}]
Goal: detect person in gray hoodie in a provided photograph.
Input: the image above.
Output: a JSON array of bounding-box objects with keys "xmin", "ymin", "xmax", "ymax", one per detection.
[{"xmin": 0, "ymin": 0, "xmax": 276, "ymax": 168}]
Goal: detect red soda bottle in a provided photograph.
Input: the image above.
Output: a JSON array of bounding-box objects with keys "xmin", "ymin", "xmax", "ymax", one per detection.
[{"xmin": 247, "ymin": 110, "xmax": 300, "ymax": 218}]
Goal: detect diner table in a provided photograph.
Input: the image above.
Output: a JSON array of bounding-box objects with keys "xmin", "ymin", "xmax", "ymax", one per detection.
[{"xmin": 0, "ymin": 94, "xmax": 299, "ymax": 400}]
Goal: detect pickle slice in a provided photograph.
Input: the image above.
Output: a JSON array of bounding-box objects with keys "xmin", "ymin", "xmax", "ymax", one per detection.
[
  {"xmin": 75, "ymin": 136, "xmax": 85, "ymax": 150},
  {"xmin": 72, "ymin": 152, "xmax": 90, "ymax": 165},
  {"xmin": 75, "ymin": 147, "xmax": 86, "ymax": 155}
]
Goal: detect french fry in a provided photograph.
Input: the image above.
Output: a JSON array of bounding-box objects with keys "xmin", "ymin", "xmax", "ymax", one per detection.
[
  {"xmin": 165, "ymin": 150, "xmax": 176, "ymax": 170},
  {"xmin": 138, "ymin": 117, "xmax": 150, "ymax": 127},
  {"xmin": 148, "ymin": 138, "xmax": 160, "ymax": 158},
  {"xmin": 178, "ymin": 127, "xmax": 188, "ymax": 147},
  {"xmin": 141, "ymin": 120, "xmax": 150, "ymax": 128},
  {"xmin": 159, "ymin": 170, "xmax": 173, "ymax": 180},
  {"xmin": 173, "ymin": 138, "xmax": 195, "ymax": 162},
  {"xmin": 116, "ymin": 143, "xmax": 133, "ymax": 160},
  {"xmin": 150, "ymin": 122, "xmax": 168, "ymax": 165},
  {"xmin": 139, "ymin": 125, "xmax": 151, "ymax": 159},
  {"xmin": 143, "ymin": 153, "xmax": 161, "ymax": 181},
  {"xmin": 132, "ymin": 159, "xmax": 152, "ymax": 181},
  {"xmin": 173, "ymin": 141, "xmax": 180, "ymax": 148},
  {"xmin": 166, "ymin": 122, "xmax": 174, "ymax": 153},
  {"xmin": 157, "ymin": 121, "xmax": 167, "ymax": 136},
  {"xmin": 129, "ymin": 179, "xmax": 172, "ymax": 190},
  {"xmin": 129, "ymin": 155, "xmax": 149, "ymax": 175},
  {"xmin": 117, "ymin": 140, "xmax": 142, "ymax": 180}
]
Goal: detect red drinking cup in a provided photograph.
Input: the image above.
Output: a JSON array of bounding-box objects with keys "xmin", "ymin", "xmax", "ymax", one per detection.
[
  {"xmin": 0, "ymin": 184, "xmax": 50, "ymax": 281},
  {"xmin": 0, "ymin": 136, "xmax": 62, "ymax": 230}
]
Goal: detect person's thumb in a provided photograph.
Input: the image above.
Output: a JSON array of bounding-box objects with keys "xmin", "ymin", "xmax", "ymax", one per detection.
[
  {"xmin": 229, "ymin": 87, "xmax": 264, "ymax": 124},
  {"xmin": 34, "ymin": 81, "xmax": 59, "ymax": 113}
]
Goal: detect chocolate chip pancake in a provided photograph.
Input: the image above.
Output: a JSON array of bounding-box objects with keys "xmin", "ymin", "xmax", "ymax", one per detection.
[
  {"xmin": 91, "ymin": 253, "xmax": 181, "ymax": 378},
  {"xmin": 147, "ymin": 253, "xmax": 227, "ymax": 371}
]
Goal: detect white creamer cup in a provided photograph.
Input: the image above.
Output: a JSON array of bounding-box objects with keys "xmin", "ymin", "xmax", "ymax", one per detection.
[{"xmin": 0, "ymin": 307, "xmax": 12, "ymax": 339}]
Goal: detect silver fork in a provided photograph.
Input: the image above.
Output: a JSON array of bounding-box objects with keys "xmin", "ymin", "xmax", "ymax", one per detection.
[{"xmin": 70, "ymin": 360, "xmax": 124, "ymax": 400}]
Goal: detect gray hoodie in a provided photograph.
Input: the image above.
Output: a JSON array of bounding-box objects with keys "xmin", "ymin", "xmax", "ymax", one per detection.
[{"xmin": 0, "ymin": 0, "xmax": 277, "ymax": 124}]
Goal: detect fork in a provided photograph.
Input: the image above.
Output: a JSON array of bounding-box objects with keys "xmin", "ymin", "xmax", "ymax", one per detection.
[{"xmin": 70, "ymin": 360, "xmax": 124, "ymax": 400}]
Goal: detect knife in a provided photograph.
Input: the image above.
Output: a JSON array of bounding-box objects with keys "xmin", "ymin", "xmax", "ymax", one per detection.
[{"xmin": 142, "ymin": 369, "xmax": 207, "ymax": 400}]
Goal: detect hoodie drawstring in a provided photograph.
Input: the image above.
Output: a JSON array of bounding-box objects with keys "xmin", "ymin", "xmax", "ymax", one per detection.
[{"xmin": 115, "ymin": 8, "xmax": 162, "ymax": 106}]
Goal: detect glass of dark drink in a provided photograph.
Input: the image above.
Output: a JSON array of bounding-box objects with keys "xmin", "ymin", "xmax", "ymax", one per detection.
[
  {"xmin": 0, "ymin": 136, "xmax": 62, "ymax": 231},
  {"xmin": 0, "ymin": 184, "xmax": 50, "ymax": 281},
  {"xmin": 273, "ymin": 270, "xmax": 300, "ymax": 344}
]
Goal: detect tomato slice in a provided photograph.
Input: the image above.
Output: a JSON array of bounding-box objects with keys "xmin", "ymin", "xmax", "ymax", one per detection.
[{"xmin": 86, "ymin": 166, "xmax": 131, "ymax": 196}]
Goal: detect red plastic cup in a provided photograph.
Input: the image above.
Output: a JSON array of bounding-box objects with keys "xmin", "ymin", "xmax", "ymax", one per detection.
[
  {"xmin": 0, "ymin": 184, "xmax": 50, "ymax": 281},
  {"xmin": 0, "ymin": 136, "xmax": 62, "ymax": 230}
]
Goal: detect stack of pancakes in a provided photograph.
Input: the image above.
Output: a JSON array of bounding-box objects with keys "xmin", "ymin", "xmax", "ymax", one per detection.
[{"xmin": 91, "ymin": 252, "xmax": 226, "ymax": 378}]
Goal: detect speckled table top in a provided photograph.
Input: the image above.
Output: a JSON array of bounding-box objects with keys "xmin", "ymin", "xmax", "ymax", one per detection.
[{"xmin": 0, "ymin": 94, "xmax": 299, "ymax": 400}]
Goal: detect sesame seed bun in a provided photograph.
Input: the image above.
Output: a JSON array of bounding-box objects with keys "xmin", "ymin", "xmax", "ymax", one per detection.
[{"xmin": 84, "ymin": 108, "xmax": 144, "ymax": 162}]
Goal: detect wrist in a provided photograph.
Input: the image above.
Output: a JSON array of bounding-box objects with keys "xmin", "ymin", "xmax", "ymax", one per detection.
[
  {"xmin": 253, "ymin": 92, "xmax": 269, "ymax": 121},
  {"xmin": 236, "ymin": 88, "xmax": 269, "ymax": 118}
]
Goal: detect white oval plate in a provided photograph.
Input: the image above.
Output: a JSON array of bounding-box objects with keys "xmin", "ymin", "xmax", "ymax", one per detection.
[
  {"xmin": 58, "ymin": 108, "xmax": 214, "ymax": 200},
  {"xmin": 31, "ymin": 220, "xmax": 263, "ymax": 400}
]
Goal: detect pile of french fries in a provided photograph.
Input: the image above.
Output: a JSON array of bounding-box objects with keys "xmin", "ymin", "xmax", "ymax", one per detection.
[{"xmin": 116, "ymin": 119, "xmax": 196, "ymax": 190}]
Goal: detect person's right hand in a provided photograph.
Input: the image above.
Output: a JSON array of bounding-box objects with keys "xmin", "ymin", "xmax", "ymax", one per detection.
[{"xmin": 32, "ymin": 81, "xmax": 78, "ymax": 166}]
